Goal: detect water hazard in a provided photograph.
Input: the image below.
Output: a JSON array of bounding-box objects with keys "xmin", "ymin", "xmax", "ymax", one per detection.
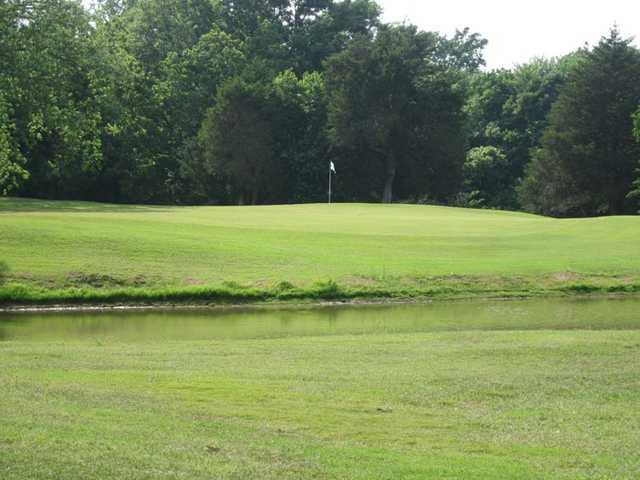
[{"xmin": 1, "ymin": 297, "xmax": 639, "ymax": 342}]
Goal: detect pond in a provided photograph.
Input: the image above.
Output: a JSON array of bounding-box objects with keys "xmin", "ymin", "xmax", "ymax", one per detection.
[{"xmin": 1, "ymin": 296, "xmax": 639, "ymax": 342}]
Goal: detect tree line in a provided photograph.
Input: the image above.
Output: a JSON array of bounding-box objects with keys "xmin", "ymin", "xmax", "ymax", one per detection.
[{"xmin": 1, "ymin": 0, "xmax": 639, "ymax": 216}]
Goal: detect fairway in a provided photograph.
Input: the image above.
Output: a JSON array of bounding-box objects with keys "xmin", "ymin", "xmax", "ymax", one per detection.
[
  {"xmin": 1, "ymin": 197, "xmax": 639, "ymax": 304},
  {"xmin": 1, "ymin": 299, "xmax": 639, "ymax": 479}
]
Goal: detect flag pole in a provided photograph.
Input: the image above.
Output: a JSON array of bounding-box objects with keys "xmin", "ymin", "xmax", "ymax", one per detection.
[{"xmin": 328, "ymin": 162, "xmax": 332, "ymax": 205}]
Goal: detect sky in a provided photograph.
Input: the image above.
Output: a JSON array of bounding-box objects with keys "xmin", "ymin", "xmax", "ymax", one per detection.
[{"xmin": 377, "ymin": 0, "xmax": 640, "ymax": 69}]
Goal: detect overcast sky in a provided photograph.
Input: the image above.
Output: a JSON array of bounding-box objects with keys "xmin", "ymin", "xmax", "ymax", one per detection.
[{"xmin": 377, "ymin": 0, "xmax": 640, "ymax": 69}]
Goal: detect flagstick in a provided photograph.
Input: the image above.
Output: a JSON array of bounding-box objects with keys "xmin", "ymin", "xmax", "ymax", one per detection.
[{"xmin": 328, "ymin": 163, "xmax": 332, "ymax": 205}]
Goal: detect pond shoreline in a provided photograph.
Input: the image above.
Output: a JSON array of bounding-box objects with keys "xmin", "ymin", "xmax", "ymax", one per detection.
[
  {"xmin": 2, "ymin": 272, "xmax": 639, "ymax": 313},
  {"xmin": 2, "ymin": 290, "xmax": 639, "ymax": 314}
]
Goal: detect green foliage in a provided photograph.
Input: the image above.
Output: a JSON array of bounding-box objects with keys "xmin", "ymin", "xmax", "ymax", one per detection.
[
  {"xmin": 0, "ymin": 0, "xmax": 382, "ymax": 205},
  {"xmin": 1, "ymin": 0, "xmax": 639, "ymax": 216},
  {"xmin": 461, "ymin": 146, "xmax": 511, "ymax": 208},
  {"xmin": 628, "ymin": 108, "xmax": 640, "ymax": 211},
  {"xmin": 433, "ymin": 27, "xmax": 488, "ymax": 71},
  {"xmin": 198, "ymin": 68, "xmax": 331, "ymax": 204},
  {"xmin": 0, "ymin": 95, "xmax": 28, "ymax": 195},
  {"xmin": 271, "ymin": 70, "xmax": 330, "ymax": 202},
  {"xmin": 221, "ymin": 0, "xmax": 381, "ymax": 72},
  {"xmin": 520, "ymin": 30, "xmax": 640, "ymax": 216},
  {"xmin": 464, "ymin": 57, "xmax": 573, "ymax": 209},
  {"xmin": 0, "ymin": 3, "xmax": 27, "ymax": 196},
  {"xmin": 199, "ymin": 78, "xmax": 281, "ymax": 205},
  {"xmin": 3, "ymin": 0, "xmax": 104, "ymax": 199},
  {"xmin": 90, "ymin": 0, "xmax": 245, "ymax": 203},
  {"xmin": 325, "ymin": 25, "xmax": 470, "ymax": 203}
]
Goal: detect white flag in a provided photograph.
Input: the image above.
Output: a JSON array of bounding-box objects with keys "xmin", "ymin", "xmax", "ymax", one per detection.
[{"xmin": 330, "ymin": 161, "xmax": 336, "ymax": 174}]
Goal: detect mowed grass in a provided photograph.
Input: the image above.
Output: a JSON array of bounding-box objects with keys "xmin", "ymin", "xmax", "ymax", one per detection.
[
  {"xmin": 1, "ymin": 197, "xmax": 639, "ymax": 303},
  {"xmin": 1, "ymin": 309, "xmax": 639, "ymax": 479}
]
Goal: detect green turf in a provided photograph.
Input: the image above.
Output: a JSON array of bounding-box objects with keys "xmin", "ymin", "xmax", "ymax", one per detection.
[
  {"xmin": 1, "ymin": 302, "xmax": 639, "ymax": 479},
  {"xmin": 1, "ymin": 197, "xmax": 639, "ymax": 304}
]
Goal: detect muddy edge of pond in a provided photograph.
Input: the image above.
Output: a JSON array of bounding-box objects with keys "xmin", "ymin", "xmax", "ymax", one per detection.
[{"xmin": 1, "ymin": 292, "xmax": 638, "ymax": 314}]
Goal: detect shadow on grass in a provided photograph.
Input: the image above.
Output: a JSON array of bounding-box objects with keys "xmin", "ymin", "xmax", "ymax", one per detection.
[{"xmin": 0, "ymin": 197, "xmax": 176, "ymax": 214}]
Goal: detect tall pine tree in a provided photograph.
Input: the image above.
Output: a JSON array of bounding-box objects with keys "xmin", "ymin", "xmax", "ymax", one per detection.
[
  {"xmin": 519, "ymin": 29, "xmax": 640, "ymax": 216},
  {"xmin": 628, "ymin": 108, "xmax": 640, "ymax": 210}
]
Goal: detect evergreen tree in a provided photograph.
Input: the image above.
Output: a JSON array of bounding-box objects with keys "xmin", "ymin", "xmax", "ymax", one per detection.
[
  {"xmin": 628, "ymin": 108, "xmax": 640, "ymax": 210},
  {"xmin": 199, "ymin": 78, "xmax": 281, "ymax": 205},
  {"xmin": 519, "ymin": 29, "xmax": 640, "ymax": 216}
]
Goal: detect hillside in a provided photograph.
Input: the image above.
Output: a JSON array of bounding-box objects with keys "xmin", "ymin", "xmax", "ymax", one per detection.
[{"xmin": 1, "ymin": 198, "xmax": 639, "ymax": 304}]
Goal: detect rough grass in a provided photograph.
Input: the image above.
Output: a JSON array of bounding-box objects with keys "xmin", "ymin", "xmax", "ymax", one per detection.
[
  {"xmin": 1, "ymin": 197, "xmax": 639, "ymax": 305},
  {"xmin": 1, "ymin": 303, "xmax": 639, "ymax": 479}
]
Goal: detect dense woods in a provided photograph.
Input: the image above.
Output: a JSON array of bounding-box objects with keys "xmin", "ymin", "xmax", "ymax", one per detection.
[{"xmin": 1, "ymin": 0, "xmax": 639, "ymax": 215}]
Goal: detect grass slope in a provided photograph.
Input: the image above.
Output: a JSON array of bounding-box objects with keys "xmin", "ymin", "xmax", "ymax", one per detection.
[{"xmin": 1, "ymin": 197, "xmax": 639, "ymax": 305}]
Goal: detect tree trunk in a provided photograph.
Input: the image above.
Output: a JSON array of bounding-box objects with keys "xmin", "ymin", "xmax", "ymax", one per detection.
[{"xmin": 382, "ymin": 155, "xmax": 396, "ymax": 204}]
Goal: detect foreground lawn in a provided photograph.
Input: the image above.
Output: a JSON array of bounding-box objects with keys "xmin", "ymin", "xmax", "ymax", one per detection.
[
  {"xmin": 1, "ymin": 303, "xmax": 639, "ymax": 479},
  {"xmin": 1, "ymin": 197, "xmax": 639, "ymax": 304}
]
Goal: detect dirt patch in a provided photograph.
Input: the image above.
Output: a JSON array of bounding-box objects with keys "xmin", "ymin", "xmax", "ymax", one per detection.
[
  {"xmin": 65, "ymin": 272, "xmax": 149, "ymax": 288},
  {"xmin": 550, "ymin": 272, "xmax": 582, "ymax": 283}
]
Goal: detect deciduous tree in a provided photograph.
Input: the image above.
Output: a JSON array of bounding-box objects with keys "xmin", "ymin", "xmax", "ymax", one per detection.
[
  {"xmin": 325, "ymin": 25, "xmax": 471, "ymax": 203},
  {"xmin": 464, "ymin": 57, "xmax": 574, "ymax": 208}
]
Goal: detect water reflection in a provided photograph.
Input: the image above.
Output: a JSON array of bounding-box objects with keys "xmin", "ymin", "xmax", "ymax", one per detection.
[{"xmin": 0, "ymin": 298, "xmax": 639, "ymax": 342}]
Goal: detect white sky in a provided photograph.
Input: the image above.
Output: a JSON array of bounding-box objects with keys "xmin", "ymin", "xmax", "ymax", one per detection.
[{"xmin": 378, "ymin": 0, "xmax": 640, "ymax": 69}]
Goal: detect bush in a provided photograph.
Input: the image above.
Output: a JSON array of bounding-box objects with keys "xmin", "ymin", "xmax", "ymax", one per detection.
[
  {"xmin": 311, "ymin": 280, "xmax": 342, "ymax": 299},
  {"xmin": 273, "ymin": 281, "xmax": 295, "ymax": 293}
]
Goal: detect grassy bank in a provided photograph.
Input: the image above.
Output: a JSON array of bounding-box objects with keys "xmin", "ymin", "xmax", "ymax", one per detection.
[
  {"xmin": 2, "ymin": 275, "xmax": 640, "ymax": 308},
  {"xmin": 1, "ymin": 197, "xmax": 639, "ymax": 306}
]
